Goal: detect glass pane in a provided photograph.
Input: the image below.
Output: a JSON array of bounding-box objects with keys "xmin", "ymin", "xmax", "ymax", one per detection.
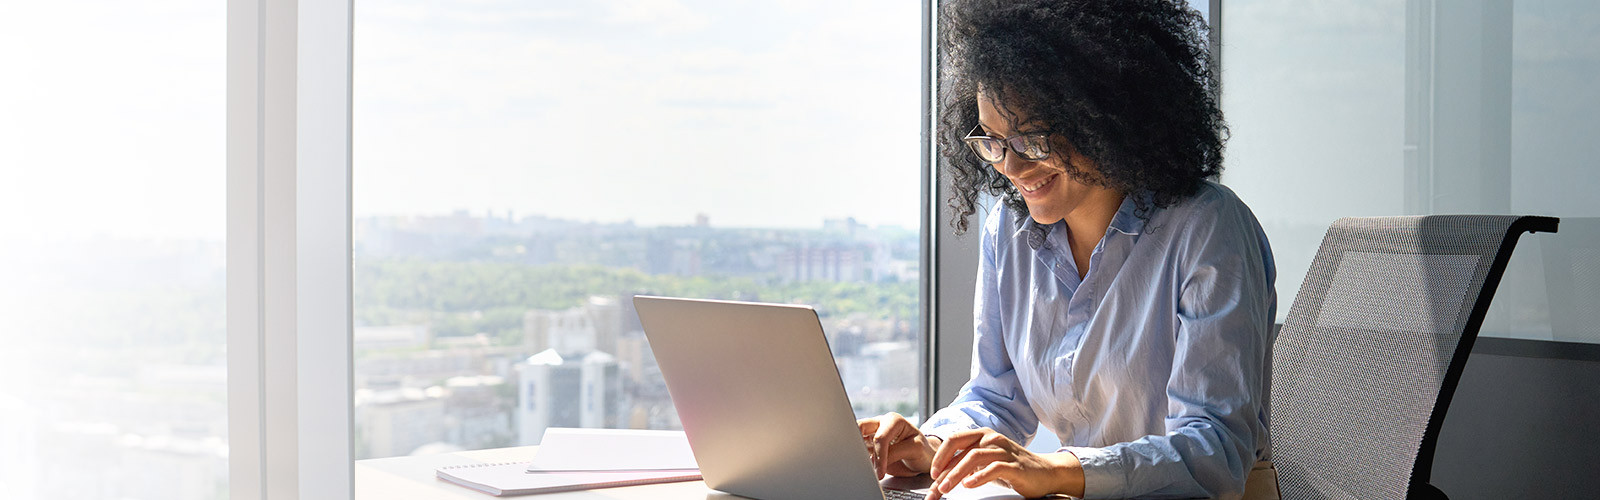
[
  {"xmin": 353, "ymin": 0, "xmax": 922, "ymax": 459},
  {"xmin": 0, "ymin": 1, "xmax": 228, "ymax": 499},
  {"xmin": 1222, "ymin": 0, "xmax": 1600, "ymax": 343}
]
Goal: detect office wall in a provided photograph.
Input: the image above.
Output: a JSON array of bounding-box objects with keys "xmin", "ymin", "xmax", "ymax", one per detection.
[
  {"xmin": 1432, "ymin": 340, "xmax": 1600, "ymax": 499},
  {"xmin": 1221, "ymin": 0, "xmax": 1600, "ymax": 339}
]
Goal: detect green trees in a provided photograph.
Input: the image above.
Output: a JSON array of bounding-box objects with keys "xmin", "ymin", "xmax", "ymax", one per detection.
[{"xmin": 354, "ymin": 259, "xmax": 917, "ymax": 343}]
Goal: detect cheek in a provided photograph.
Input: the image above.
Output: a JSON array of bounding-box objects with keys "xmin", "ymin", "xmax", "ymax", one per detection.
[{"xmin": 1040, "ymin": 156, "xmax": 1072, "ymax": 173}]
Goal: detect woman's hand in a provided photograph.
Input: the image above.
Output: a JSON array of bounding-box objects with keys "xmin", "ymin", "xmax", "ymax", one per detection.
[
  {"xmin": 926, "ymin": 428, "xmax": 1085, "ymax": 500},
  {"xmin": 857, "ymin": 412, "xmax": 941, "ymax": 479}
]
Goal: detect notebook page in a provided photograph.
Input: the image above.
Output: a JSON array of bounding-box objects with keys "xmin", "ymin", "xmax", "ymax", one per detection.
[{"xmin": 527, "ymin": 428, "xmax": 698, "ymax": 472}]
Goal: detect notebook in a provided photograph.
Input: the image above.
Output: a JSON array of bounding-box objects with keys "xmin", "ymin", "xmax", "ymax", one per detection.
[
  {"xmin": 526, "ymin": 428, "xmax": 697, "ymax": 472},
  {"xmin": 436, "ymin": 462, "xmax": 701, "ymax": 497},
  {"xmin": 437, "ymin": 428, "xmax": 702, "ymax": 496}
]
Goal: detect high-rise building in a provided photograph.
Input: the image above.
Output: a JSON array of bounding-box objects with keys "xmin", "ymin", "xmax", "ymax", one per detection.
[{"xmin": 515, "ymin": 349, "xmax": 622, "ymax": 444}]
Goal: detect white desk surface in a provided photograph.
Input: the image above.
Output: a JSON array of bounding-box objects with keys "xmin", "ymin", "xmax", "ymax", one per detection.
[
  {"xmin": 355, "ymin": 446, "xmax": 1041, "ymax": 500},
  {"xmin": 356, "ymin": 445, "xmax": 722, "ymax": 500}
]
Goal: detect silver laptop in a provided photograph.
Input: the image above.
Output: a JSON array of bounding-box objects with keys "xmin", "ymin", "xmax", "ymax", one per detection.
[{"xmin": 633, "ymin": 295, "xmax": 1022, "ymax": 500}]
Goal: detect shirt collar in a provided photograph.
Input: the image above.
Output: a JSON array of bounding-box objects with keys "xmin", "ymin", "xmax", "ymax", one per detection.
[
  {"xmin": 1107, "ymin": 191, "xmax": 1150, "ymax": 236},
  {"xmin": 1011, "ymin": 212, "xmax": 1051, "ymax": 251},
  {"xmin": 1011, "ymin": 191, "xmax": 1150, "ymax": 251}
]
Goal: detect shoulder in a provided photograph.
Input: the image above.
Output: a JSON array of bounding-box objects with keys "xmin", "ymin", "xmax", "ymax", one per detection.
[
  {"xmin": 1152, "ymin": 182, "xmax": 1258, "ymax": 237},
  {"xmin": 1147, "ymin": 181, "xmax": 1269, "ymax": 262},
  {"xmin": 1165, "ymin": 181, "xmax": 1253, "ymax": 224}
]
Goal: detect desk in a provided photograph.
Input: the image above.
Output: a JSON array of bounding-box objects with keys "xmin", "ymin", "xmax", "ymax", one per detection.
[
  {"xmin": 356, "ymin": 445, "xmax": 715, "ymax": 499},
  {"xmin": 357, "ymin": 446, "xmax": 1038, "ymax": 500}
]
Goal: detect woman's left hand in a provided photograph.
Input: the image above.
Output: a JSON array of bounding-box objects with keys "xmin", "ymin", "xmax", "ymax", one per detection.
[{"xmin": 925, "ymin": 428, "xmax": 1085, "ymax": 500}]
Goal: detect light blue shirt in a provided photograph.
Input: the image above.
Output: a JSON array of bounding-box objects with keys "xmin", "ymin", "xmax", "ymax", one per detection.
[{"xmin": 923, "ymin": 182, "xmax": 1277, "ymax": 499}]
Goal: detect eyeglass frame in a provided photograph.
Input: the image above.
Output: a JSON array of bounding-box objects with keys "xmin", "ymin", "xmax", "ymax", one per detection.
[{"xmin": 961, "ymin": 124, "xmax": 1053, "ymax": 165}]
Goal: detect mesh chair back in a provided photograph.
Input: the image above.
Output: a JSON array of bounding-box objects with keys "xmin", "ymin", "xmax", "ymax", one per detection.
[{"xmin": 1271, "ymin": 215, "xmax": 1557, "ymax": 500}]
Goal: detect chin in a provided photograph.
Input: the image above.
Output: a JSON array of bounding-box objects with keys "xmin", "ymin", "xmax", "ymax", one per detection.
[{"xmin": 1027, "ymin": 207, "xmax": 1064, "ymax": 225}]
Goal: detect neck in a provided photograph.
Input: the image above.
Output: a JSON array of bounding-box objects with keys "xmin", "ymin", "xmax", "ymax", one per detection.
[{"xmin": 1062, "ymin": 186, "xmax": 1126, "ymax": 276}]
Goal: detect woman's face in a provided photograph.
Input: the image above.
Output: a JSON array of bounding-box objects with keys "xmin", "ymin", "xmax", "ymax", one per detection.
[{"xmin": 975, "ymin": 92, "xmax": 1100, "ymax": 225}]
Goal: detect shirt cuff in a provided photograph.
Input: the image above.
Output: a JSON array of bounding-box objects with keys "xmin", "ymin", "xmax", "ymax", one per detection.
[
  {"xmin": 918, "ymin": 421, "xmax": 981, "ymax": 442},
  {"xmin": 1062, "ymin": 446, "xmax": 1125, "ymax": 499}
]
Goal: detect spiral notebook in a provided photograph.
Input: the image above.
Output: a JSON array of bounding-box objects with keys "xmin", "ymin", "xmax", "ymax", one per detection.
[{"xmin": 436, "ymin": 462, "xmax": 701, "ymax": 496}]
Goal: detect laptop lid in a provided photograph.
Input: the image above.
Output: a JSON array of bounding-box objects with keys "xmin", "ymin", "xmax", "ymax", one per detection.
[{"xmin": 633, "ymin": 295, "xmax": 885, "ymax": 500}]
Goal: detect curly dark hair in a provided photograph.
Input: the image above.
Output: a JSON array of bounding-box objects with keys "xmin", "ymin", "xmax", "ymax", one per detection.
[{"xmin": 939, "ymin": 0, "xmax": 1225, "ymax": 233}]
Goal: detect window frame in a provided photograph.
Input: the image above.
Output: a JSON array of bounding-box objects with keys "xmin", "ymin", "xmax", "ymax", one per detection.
[{"xmin": 226, "ymin": 0, "xmax": 354, "ymax": 497}]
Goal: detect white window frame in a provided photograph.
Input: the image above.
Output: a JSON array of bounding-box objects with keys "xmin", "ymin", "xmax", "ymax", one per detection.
[{"xmin": 227, "ymin": 0, "xmax": 354, "ymax": 498}]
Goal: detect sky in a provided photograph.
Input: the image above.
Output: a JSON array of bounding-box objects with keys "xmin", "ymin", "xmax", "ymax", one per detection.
[
  {"xmin": 0, "ymin": 0, "xmax": 922, "ymax": 241},
  {"xmin": 352, "ymin": 0, "xmax": 923, "ymax": 229},
  {"xmin": 0, "ymin": 0, "xmax": 225, "ymax": 241}
]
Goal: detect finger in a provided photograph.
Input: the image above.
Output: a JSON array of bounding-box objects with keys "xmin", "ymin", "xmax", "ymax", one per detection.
[
  {"xmin": 937, "ymin": 448, "xmax": 1006, "ymax": 495},
  {"xmin": 858, "ymin": 418, "xmax": 885, "ymax": 476},
  {"xmin": 881, "ymin": 439, "xmax": 928, "ymax": 476},
  {"xmin": 978, "ymin": 431, "xmax": 1008, "ymax": 447},
  {"xmin": 858, "ymin": 418, "xmax": 880, "ymax": 437},
  {"xmin": 929, "ymin": 430, "xmax": 984, "ymax": 477},
  {"xmin": 961, "ymin": 460, "xmax": 1017, "ymax": 489},
  {"xmin": 871, "ymin": 414, "xmax": 906, "ymax": 478},
  {"xmin": 885, "ymin": 460, "xmax": 921, "ymax": 478}
]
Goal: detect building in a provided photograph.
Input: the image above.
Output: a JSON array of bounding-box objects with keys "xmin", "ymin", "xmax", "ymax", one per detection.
[
  {"xmin": 443, "ymin": 375, "xmax": 513, "ymax": 451},
  {"xmin": 354, "ymin": 387, "xmax": 447, "ymax": 458},
  {"xmin": 522, "ymin": 296, "xmax": 623, "ymax": 356},
  {"xmin": 777, "ymin": 245, "xmax": 865, "ymax": 283},
  {"xmin": 515, "ymin": 349, "xmax": 623, "ymax": 445}
]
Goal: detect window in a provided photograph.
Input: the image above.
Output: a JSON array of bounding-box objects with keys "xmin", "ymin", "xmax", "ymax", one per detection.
[
  {"xmin": 352, "ymin": 0, "xmax": 923, "ymax": 459},
  {"xmin": 0, "ymin": 1, "xmax": 227, "ymax": 498},
  {"xmin": 1221, "ymin": 0, "xmax": 1600, "ymax": 344}
]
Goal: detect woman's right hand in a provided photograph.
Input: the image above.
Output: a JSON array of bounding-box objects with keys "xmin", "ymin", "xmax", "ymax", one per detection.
[{"xmin": 857, "ymin": 412, "xmax": 941, "ymax": 479}]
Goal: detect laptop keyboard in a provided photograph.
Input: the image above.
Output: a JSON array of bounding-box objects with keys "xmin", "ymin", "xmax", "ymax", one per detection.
[{"xmin": 882, "ymin": 488, "xmax": 926, "ymax": 500}]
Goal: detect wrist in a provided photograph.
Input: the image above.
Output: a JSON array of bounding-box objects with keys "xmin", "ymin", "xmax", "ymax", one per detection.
[{"xmin": 1048, "ymin": 451, "xmax": 1086, "ymax": 498}]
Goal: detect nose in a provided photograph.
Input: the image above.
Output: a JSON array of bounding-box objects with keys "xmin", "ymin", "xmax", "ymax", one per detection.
[{"xmin": 995, "ymin": 151, "xmax": 1032, "ymax": 177}]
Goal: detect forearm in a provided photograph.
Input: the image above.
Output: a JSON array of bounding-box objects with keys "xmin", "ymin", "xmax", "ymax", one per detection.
[
  {"xmin": 921, "ymin": 389, "xmax": 1038, "ymax": 445},
  {"xmin": 1064, "ymin": 420, "xmax": 1254, "ymax": 499}
]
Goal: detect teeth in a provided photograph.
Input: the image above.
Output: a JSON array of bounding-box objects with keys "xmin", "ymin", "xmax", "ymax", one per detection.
[{"xmin": 1021, "ymin": 174, "xmax": 1053, "ymax": 193}]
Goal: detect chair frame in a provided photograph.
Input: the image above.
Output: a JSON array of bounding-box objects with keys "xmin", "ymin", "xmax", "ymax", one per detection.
[{"xmin": 1407, "ymin": 215, "xmax": 1558, "ymax": 498}]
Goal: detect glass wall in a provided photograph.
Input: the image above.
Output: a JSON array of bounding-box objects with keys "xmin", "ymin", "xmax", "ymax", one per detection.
[
  {"xmin": 1222, "ymin": 0, "xmax": 1600, "ymax": 343},
  {"xmin": 0, "ymin": 1, "xmax": 228, "ymax": 499},
  {"xmin": 352, "ymin": 0, "xmax": 923, "ymax": 459}
]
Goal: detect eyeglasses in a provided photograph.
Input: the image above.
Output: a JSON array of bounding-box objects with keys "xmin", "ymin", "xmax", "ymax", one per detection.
[{"xmin": 962, "ymin": 124, "xmax": 1051, "ymax": 165}]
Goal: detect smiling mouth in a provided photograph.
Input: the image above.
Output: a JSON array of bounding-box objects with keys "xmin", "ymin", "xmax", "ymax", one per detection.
[{"xmin": 1019, "ymin": 173, "xmax": 1058, "ymax": 194}]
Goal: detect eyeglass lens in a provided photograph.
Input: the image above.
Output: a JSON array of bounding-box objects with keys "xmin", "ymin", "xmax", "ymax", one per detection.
[{"xmin": 966, "ymin": 135, "xmax": 1049, "ymax": 164}]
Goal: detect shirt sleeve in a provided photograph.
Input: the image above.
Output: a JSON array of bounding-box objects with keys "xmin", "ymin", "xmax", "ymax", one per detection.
[
  {"xmin": 920, "ymin": 208, "xmax": 1039, "ymax": 445},
  {"xmin": 1065, "ymin": 200, "xmax": 1276, "ymax": 500}
]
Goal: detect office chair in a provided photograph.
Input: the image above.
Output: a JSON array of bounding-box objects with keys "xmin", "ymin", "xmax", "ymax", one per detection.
[{"xmin": 1269, "ymin": 215, "xmax": 1558, "ymax": 500}]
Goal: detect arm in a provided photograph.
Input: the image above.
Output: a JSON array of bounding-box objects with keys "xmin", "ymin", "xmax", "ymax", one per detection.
[
  {"xmin": 1067, "ymin": 203, "xmax": 1276, "ymax": 499},
  {"xmin": 921, "ymin": 209, "xmax": 1039, "ymax": 446}
]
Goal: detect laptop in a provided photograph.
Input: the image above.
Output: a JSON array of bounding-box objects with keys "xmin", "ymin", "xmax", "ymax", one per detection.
[{"xmin": 633, "ymin": 295, "xmax": 1024, "ymax": 500}]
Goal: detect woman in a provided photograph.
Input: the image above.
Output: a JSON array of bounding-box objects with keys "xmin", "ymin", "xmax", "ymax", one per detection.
[{"xmin": 858, "ymin": 1, "xmax": 1277, "ymax": 499}]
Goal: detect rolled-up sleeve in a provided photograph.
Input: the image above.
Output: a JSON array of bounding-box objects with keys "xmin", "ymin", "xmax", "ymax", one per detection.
[
  {"xmin": 921, "ymin": 209, "xmax": 1039, "ymax": 445},
  {"xmin": 1065, "ymin": 201, "xmax": 1275, "ymax": 500}
]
